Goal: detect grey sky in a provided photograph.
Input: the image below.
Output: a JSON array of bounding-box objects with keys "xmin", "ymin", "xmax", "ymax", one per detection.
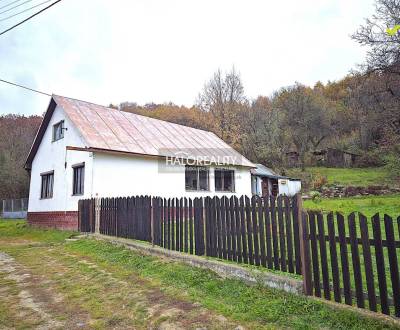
[{"xmin": 0, "ymin": 0, "xmax": 375, "ymax": 115}]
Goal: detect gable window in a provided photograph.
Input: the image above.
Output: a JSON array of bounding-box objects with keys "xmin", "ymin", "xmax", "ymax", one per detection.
[
  {"xmin": 53, "ymin": 120, "xmax": 64, "ymax": 141},
  {"xmin": 40, "ymin": 171, "xmax": 54, "ymax": 199},
  {"xmin": 185, "ymin": 166, "xmax": 209, "ymax": 191},
  {"xmin": 215, "ymin": 168, "xmax": 235, "ymax": 192},
  {"xmin": 72, "ymin": 163, "xmax": 85, "ymax": 195}
]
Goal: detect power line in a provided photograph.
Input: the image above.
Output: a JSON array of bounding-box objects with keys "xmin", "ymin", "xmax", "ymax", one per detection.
[
  {"xmin": 0, "ymin": 0, "xmax": 34, "ymax": 15},
  {"xmin": 0, "ymin": 78, "xmax": 51, "ymax": 96},
  {"xmin": 0, "ymin": 0, "xmax": 52, "ymax": 22},
  {"xmin": 0, "ymin": 0, "xmax": 61, "ymax": 35},
  {"xmin": 0, "ymin": 0, "xmax": 24, "ymax": 11}
]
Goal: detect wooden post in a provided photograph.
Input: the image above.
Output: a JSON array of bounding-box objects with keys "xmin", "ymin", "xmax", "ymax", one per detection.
[{"xmin": 296, "ymin": 194, "xmax": 312, "ymax": 296}]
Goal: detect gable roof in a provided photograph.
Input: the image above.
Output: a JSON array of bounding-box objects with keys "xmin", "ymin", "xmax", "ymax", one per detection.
[{"xmin": 25, "ymin": 95, "xmax": 255, "ymax": 170}]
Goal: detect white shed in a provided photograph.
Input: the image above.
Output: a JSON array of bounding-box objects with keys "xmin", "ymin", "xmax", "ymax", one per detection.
[
  {"xmin": 251, "ymin": 164, "xmax": 301, "ymax": 198},
  {"xmin": 25, "ymin": 95, "xmax": 255, "ymax": 230}
]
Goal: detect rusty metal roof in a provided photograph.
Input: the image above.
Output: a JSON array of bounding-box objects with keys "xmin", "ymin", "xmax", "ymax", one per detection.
[{"xmin": 25, "ymin": 95, "xmax": 254, "ymax": 168}]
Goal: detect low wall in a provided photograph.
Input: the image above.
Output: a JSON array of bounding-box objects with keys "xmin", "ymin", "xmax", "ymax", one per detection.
[
  {"xmin": 27, "ymin": 211, "xmax": 78, "ymax": 230},
  {"xmin": 2, "ymin": 211, "xmax": 27, "ymax": 219}
]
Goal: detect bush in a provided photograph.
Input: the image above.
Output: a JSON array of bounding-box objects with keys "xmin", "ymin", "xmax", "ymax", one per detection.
[
  {"xmin": 309, "ymin": 191, "xmax": 321, "ymax": 203},
  {"xmin": 311, "ymin": 173, "xmax": 328, "ymax": 190},
  {"xmin": 385, "ymin": 153, "xmax": 400, "ymax": 179},
  {"xmin": 355, "ymin": 149, "xmax": 385, "ymax": 167}
]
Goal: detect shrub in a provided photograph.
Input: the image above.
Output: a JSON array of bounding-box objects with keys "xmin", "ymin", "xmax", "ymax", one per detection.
[
  {"xmin": 311, "ymin": 173, "xmax": 328, "ymax": 190},
  {"xmin": 355, "ymin": 149, "xmax": 385, "ymax": 167},
  {"xmin": 309, "ymin": 191, "xmax": 321, "ymax": 203},
  {"xmin": 385, "ymin": 153, "xmax": 400, "ymax": 179}
]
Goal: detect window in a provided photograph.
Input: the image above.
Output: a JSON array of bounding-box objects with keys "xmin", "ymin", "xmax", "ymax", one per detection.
[
  {"xmin": 215, "ymin": 168, "xmax": 235, "ymax": 192},
  {"xmin": 53, "ymin": 120, "xmax": 64, "ymax": 141},
  {"xmin": 72, "ymin": 163, "xmax": 85, "ymax": 195},
  {"xmin": 40, "ymin": 171, "xmax": 54, "ymax": 199},
  {"xmin": 185, "ymin": 166, "xmax": 209, "ymax": 191}
]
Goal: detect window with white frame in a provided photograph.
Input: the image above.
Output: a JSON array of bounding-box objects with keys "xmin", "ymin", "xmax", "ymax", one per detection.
[
  {"xmin": 72, "ymin": 163, "xmax": 85, "ymax": 195},
  {"xmin": 52, "ymin": 120, "xmax": 64, "ymax": 141},
  {"xmin": 185, "ymin": 166, "xmax": 209, "ymax": 191},
  {"xmin": 215, "ymin": 168, "xmax": 235, "ymax": 192},
  {"xmin": 40, "ymin": 171, "xmax": 54, "ymax": 199}
]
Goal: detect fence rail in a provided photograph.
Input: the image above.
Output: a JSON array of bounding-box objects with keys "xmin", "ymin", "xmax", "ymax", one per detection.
[{"xmin": 78, "ymin": 194, "xmax": 400, "ymax": 318}]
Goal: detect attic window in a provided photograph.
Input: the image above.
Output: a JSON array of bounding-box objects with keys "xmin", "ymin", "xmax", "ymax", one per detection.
[
  {"xmin": 53, "ymin": 120, "xmax": 64, "ymax": 141},
  {"xmin": 215, "ymin": 168, "xmax": 235, "ymax": 192},
  {"xmin": 185, "ymin": 166, "xmax": 209, "ymax": 191}
]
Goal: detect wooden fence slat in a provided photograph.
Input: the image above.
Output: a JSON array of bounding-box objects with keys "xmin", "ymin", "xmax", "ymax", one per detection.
[
  {"xmin": 277, "ymin": 196, "xmax": 287, "ymax": 272},
  {"xmin": 235, "ymin": 197, "xmax": 243, "ymax": 263},
  {"xmin": 292, "ymin": 195, "xmax": 301, "ymax": 275},
  {"xmin": 384, "ymin": 214, "xmax": 400, "ymax": 317},
  {"xmin": 189, "ymin": 198, "xmax": 193, "ymax": 254},
  {"xmin": 328, "ymin": 212, "xmax": 341, "ymax": 302},
  {"xmin": 359, "ymin": 213, "xmax": 377, "ymax": 312},
  {"xmin": 348, "ymin": 212, "xmax": 365, "ymax": 308},
  {"xmin": 230, "ymin": 196, "xmax": 237, "ymax": 262},
  {"xmin": 184, "ymin": 198, "xmax": 188, "ymax": 253},
  {"xmin": 258, "ymin": 196, "xmax": 266, "ymax": 268},
  {"xmin": 221, "ymin": 197, "xmax": 227, "ymax": 260},
  {"xmin": 300, "ymin": 210, "xmax": 313, "ymax": 295},
  {"xmin": 337, "ymin": 213, "xmax": 351, "ymax": 305},
  {"xmin": 284, "ymin": 196, "xmax": 294, "ymax": 273},
  {"xmin": 270, "ymin": 196, "xmax": 280, "ymax": 270},
  {"xmin": 371, "ymin": 214, "xmax": 389, "ymax": 314},
  {"xmin": 240, "ymin": 197, "xmax": 248, "ymax": 264},
  {"xmin": 264, "ymin": 197, "xmax": 273, "ymax": 269},
  {"xmin": 252, "ymin": 196, "xmax": 261, "ymax": 266},
  {"xmin": 317, "ymin": 212, "xmax": 330, "ymax": 301},
  {"xmin": 309, "ymin": 211, "xmax": 321, "ymax": 297},
  {"xmin": 225, "ymin": 197, "xmax": 232, "ymax": 261},
  {"xmin": 245, "ymin": 196, "xmax": 254, "ymax": 265}
]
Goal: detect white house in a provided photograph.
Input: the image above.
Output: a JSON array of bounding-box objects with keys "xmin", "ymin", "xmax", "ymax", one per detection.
[
  {"xmin": 251, "ymin": 164, "xmax": 301, "ymax": 197},
  {"xmin": 25, "ymin": 95, "xmax": 255, "ymax": 230}
]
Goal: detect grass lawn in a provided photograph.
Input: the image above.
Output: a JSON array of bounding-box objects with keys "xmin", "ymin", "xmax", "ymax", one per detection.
[
  {"xmin": 0, "ymin": 220, "xmax": 398, "ymax": 329},
  {"xmin": 303, "ymin": 194, "xmax": 400, "ymax": 218}
]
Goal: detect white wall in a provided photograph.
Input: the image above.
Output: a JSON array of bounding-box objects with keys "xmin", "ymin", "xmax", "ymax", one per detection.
[
  {"xmin": 28, "ymin": 106, "xmax": 93, "ymax": 212},
  {"xmin": 92, "ymin": 153, "xmax": 252, "ymax": 199},
  {"xmin": 278, "ymin": 179, "xmax": 301, "ymax": 196}
]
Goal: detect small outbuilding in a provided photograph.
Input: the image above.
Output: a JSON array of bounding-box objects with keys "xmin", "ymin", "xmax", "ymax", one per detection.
[{"xmin": 251, "ymin": 164, "xmax": 301, "ymax": 197}]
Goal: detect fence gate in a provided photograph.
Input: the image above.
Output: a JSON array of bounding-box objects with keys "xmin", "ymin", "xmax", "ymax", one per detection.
[{"xmin": 78, "ymin": 199, "xmax": 96, "ymax": 233}]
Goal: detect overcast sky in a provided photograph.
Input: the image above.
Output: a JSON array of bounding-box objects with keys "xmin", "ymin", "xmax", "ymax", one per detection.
[{"xmin": 0, "ymin": 0, "xmax": 375, "ymax": 115}]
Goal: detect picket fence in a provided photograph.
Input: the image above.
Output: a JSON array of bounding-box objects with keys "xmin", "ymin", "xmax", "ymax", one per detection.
[{"xmin": 78, "ymin": 195, "xmax": 400, "ymax": 318}]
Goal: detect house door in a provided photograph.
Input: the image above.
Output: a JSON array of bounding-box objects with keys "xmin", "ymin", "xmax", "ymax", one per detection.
[{"xmin": 261, "ymin": 178, "xmax": 269, "ymax": 197}]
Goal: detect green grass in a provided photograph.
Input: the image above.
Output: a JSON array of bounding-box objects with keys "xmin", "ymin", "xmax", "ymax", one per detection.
[
  {"xmin": 0, "ymin": 219, "xmax": 76, "ymax": 243},
  {"xmin": 304, "ymin": 194, "xmax": 400, "ymax": 218},
  {"xmin": 66, "ymin": 238, "xmax": 399, "ymax": 329},
  {"xmin": 0, "ymin": 220, "xmax": 398, "ymax": 329},
  {"xmin": 288, "ymin": 166, "xmax": 393, "ymax": 187}
]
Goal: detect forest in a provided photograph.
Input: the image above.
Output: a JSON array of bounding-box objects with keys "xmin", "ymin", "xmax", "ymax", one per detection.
[{"xmin": 0, "ymin": 0, "xmax": 399, "ymax": 199}]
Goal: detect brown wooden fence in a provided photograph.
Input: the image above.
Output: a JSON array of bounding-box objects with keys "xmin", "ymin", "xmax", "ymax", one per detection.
[{"xmin": 78, "ymin": 194, "xmax": 400, "ymax": 318}]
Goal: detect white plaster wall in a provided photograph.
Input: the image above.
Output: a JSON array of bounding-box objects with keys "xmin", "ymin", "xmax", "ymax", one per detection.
[
  {"xmin": 92, "ymin": 153, "xmax": 252, "ymax": 198},
  {"xmin": 28, "ymin": 105, "xmax": 93, "ymax": 212},
  {"xmin": 278, "ymin": 179, "xmax": 301, "ymax": 196}
]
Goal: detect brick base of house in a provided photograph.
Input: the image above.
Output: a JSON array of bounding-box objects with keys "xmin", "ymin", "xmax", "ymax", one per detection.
[{"xmin": 27, "ymin": 211, "xmax": 78, "ymax": 231}]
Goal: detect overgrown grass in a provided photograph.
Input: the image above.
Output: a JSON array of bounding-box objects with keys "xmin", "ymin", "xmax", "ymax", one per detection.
[
  {"xmin": 65, "ymin": 238, "xmax": 399, "ymax": 329},
  {"xmin": 0, "ymin": 219, "xmax": 76, "ymax": 243},
  {"xmin": 288, "ymin": 166, "xmax": 393, "ymax": 187},
  {"xmin": 303, "ymin": 194, "xmax": 400, "ymax": 217}
]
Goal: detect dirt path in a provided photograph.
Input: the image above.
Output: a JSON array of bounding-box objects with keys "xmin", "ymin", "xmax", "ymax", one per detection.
[{"xmin": 0, "ymin": 243, "xmax": 245, "ymax": 329}]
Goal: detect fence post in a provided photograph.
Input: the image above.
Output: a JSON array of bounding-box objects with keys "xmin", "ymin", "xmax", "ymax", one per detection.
[{"xmin": 297, "ymin": 194, "xmax": 312, "ymax": 295}]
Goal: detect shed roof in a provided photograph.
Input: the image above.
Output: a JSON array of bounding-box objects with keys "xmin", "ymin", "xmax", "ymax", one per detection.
[
  {"xmin": 25, "ymin": 95, "xmax": 255, "ymax": 169},
  {"xmin": 250, "ymin": 164, "xmax": 287, "ymax": 179}
]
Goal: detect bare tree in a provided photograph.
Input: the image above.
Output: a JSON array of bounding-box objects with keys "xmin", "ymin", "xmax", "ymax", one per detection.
[
  {"xmin": 352, "ymin": 0, "xmax": 400, "ymax": 75},
  {"xmin": 197, "ymin": 68, "xmax": 246, "ymax": 143}
]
